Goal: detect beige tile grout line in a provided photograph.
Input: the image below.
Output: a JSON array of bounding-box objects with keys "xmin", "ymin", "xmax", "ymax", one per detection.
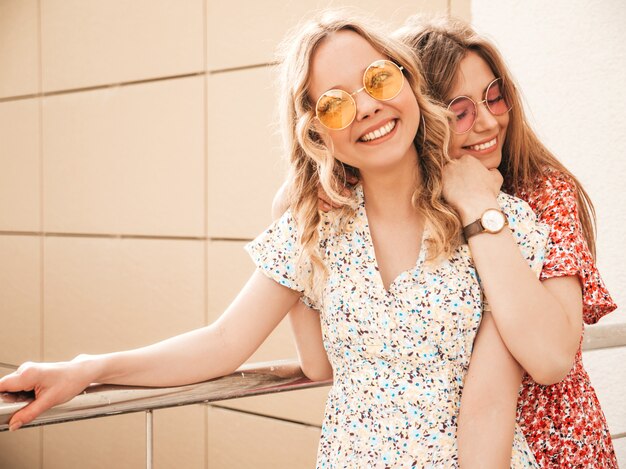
[
  {"xmin": 202, "ymin": 1, "xmax": 210, "ymax": 467},
  {"xmin": 0, "ymin": 72, "xmax": 204, "ymax": 103},
  {"xmin": 36, "ymin": 0, "xmax": 44, "ymax": 466},
  {"xmin": 0, "ymin": 230, "xmax": 253, "ymax": 243},
  {"xmin": 0, "ymin": 64, "xmax": 274, "ymax": 104},
  {"xmin": 203, "ymin": 0, "xmax": 210, "ymax": 329}
]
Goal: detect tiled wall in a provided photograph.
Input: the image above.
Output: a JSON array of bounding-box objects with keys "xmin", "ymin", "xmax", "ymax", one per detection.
[{"xmin": 0, "ymin": 1, "xmax": 467, "ymax": 467}]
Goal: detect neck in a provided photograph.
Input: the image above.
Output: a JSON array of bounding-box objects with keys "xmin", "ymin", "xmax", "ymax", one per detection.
[{"xmin": 360, "ymin": 153, "xmax": 421, "ymax": 218}]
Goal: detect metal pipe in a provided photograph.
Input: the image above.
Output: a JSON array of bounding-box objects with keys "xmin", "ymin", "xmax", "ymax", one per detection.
[
  {"xmin": 582, "ymin": 323, "xmax": 626, "ymax": 351},
  {"xmin": 146, "ymin": 410, "xmax": 153, "ymax": 469},
  {"xmin": 0, "ymin": 359, "xmax": 331, "ymax": 432}
]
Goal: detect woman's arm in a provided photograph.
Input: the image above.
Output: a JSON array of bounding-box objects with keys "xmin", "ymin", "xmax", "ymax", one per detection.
[
  {"xmin": 272, "ymin": 183, "xmax": 333, "ymax": 381},
  {"xmin": 458, "ymin": 311, "xmax": 524, "ymax": 468},
  {"xmin": 289, "ymin": 302, "xmax": 333, "ymax": 381},
  {"xmin": 444, "ymin": 155, "xmax": 582, "ymax": 385},
  {"xmin": 0, "ymin": 271, "xmax": 300, "ymax": 430}
]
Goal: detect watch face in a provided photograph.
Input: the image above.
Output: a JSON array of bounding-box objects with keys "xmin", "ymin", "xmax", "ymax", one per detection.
[{"xmin": 481, "ymin": 209, "xmax": 506, "ymax": 233}]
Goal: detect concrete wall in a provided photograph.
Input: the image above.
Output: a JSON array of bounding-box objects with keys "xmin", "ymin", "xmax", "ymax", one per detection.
[
  {"xmin": 471, "ymin": 0, "xmax": 626, "ymax": 463},
  {"xmin": 471, "ymin": 0, "xmax": 625, "ymax": 325},
  {"xmin": 0, "ymin": 1, "xmax": 466, "ymax": 467}
]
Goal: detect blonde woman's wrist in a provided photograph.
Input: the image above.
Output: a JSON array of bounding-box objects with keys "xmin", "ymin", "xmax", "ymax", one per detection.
[
  {"xmin": 457, "ymin": 196, "xmax": 500, "ymax": 226},
  {"xmin": 71, "ymin": 353, "xmax": 109, "ymax": 386}
]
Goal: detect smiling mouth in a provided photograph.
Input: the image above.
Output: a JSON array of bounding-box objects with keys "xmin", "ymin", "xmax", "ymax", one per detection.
[
  {"xmin": 464, "ymin": 137, "xmax": 497, "ymax": 152},
  {"xmin": 359, "ymin": 120, "xmax": 397, "ymax": 142}
]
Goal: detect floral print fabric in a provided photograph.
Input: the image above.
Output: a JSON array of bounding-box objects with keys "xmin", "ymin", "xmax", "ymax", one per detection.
[
  {"xmin": 516, "ymin": 169, "xmax": 618, "ymax": 468},
  {"xmin": 247, "ymin": 187, "xmax": 547, "ymax": 468}
]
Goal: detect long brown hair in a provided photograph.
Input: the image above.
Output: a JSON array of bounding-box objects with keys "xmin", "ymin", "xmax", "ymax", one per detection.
[
  {"xmin": 394, "ymin": 15, "xmax": 598, "ymax": 257},
  {"xmin": 276, "ymin": 9, "xmax": 459, "ymax": 293}
]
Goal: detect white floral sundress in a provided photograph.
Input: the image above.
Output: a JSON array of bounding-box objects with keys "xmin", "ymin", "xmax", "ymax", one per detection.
[{"xmin": 246, "ymin": 186, "xmax": 547, "ymax": 468}]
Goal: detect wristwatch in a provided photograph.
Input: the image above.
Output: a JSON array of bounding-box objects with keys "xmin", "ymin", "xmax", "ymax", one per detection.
[{"xmin": 463, "ymin": 208, "xmax": 508, "ymax": 240}]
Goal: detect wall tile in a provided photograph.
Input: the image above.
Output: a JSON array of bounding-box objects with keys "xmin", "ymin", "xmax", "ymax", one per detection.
[
  {"xmin": 216, "ymin": 385, "xmax": 330, "ymax": 427},
  {"xmin": 41, "ymin": 0, "xmax": 204, "ymax": 92},
  {"xmin": 207, "ymin": 406, "xmax": 320, "ymax": 469},
  {"xmin": 0, "ymin": 425, "xmax": 41, "ymax": 469},
  {"xmin": 0, "ymin": 98, "xmax": 40, "ymax": 232},
  {"xmin": 43, "ymin": 413, "xmax": 145, "ymax": 469},
  {"xmin": 207, "ymin": 242, "xmax": 257, "ymax": 318},
  {"xmin": 207, "ymin": 0, "xmax": 447, "ymax": 70},
  {"xmin": 44, "ymin": 237, "xmax": 205, "ymax": 361},
  {"xmin": 0, "ymin": 0, "xmax": 39, "ymax": 98},
  {"xmin": 0, "ymin": 368, "xmax": 42, "ymax": 469},
  {"xmin": 0, "ymin": 236, "xmax": 41, "ymax": 364},
  {"xmin": 450, "ymin": 0, "xmax": 472, "ymax": 20},
  {"xmin": 43, "ymin": 76, "xmax": 205, "ymax": 237},
  {"xmin": 207, "ymin": 67, "xmax": 285, "ymax": 239},
  {"xmin": 153, "ymin": 405, "xmax": 206, "ymax": 469}
]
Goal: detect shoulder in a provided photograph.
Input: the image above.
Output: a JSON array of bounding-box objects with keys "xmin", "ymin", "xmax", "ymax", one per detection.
[
  {"xmin": 496, "ymin": 192, "xmax": 539, "ymax": 226},
  {"xmin": 496, "ymin": 192, "xmax": 549, "ymax": 275},
  {"xmin": 521, "ymin": 168, "xmax": 579, "ymax": 221}
]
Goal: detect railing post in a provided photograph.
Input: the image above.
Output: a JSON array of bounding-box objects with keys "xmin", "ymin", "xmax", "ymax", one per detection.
[{"xmin": 146, "ymin": 410, "xmax": 153, "ymax": 469}]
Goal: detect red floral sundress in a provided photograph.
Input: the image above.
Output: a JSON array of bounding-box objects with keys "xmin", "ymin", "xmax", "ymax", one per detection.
[{"xmin": 515, "ymin": 169, "xmax": 618, "ymax": 468}]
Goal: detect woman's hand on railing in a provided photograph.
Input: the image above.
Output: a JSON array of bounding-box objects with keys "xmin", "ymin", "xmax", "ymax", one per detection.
[{"xmin": 0, "ymin": 356, "xmax": 94, "ymax": 431}]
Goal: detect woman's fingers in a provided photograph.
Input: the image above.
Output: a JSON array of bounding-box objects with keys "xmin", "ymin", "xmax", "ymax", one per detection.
[
  {"xmin": 0, "ymin": 366, "xmax": 50, "ymax": 430},
  {"xmin": 317, "ymin": 172, "xmax": 357, "ymax": 212},
  {"xmin": 0, "ymin": 365, "xmax": 35, "ymax": 393},
  {"xmin": 8, "ymin": 392, "xmax": 58, "ymax": 430},
  {"xmin": 317, "ymin": 186, "xmax": 332, "ymax": 212},
  {"xmin": 1, "ymin": 362, "xmax": 89, "ymax": 431},
  {"xmin": 442, "ymin": 155, "xmax": 501, "ymax": 215},
  {"xmin": 345, "ymin": 172, "xmax": 359, "ymax": 186},
  {"xmin": 318, "ymin": 187, "xmax": 350, "ymax": 212}
]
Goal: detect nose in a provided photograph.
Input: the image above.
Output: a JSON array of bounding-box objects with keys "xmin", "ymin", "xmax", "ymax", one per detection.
[
  {"xmin": 353, "ymin": 89, "xmax": 383, "ymax": 122},
  {"xmin": 473, "ymin": 100, "xmax": 498, "ymax": 133}
]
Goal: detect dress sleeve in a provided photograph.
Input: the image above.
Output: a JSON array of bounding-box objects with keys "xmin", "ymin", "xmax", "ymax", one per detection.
[
  {"xmin": 245, "ymin": 211, "xmax": 320, "ymax": 310},
  {"xmin": 497, "ymin": 192, "xmax": 550, "ymax": 278},
  {"xmin": 530, "ymin": 173, "xmax": 617, "ymax": 324}
]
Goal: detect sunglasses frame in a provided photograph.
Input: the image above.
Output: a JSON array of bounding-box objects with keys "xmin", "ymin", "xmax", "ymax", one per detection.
[
  {"xmin": 446, "ymin": 77, "xmax": 512, "ymax": 134},
  {"xmin": 315, "ymin": 59, "xmax": 405, "ymax": 131}
]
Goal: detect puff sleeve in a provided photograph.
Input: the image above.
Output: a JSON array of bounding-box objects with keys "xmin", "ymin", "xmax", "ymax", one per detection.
[
  {"xmin": 519, "ymin": 170, "xmax": 617, "ymax": 324},
  {"xmin": 497, "ymin": 192, "xmax": 550, "ymax": 278},
  {"xmin": 245, "ymin": 211, "xmax": 320, "ymax": 310}
]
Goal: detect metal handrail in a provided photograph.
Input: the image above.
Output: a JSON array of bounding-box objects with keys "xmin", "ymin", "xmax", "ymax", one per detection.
[
  {"xmin": 582, "ymin": 322, "xmax": 626, "ymax": 351},
  {"xmin": 1, "ymin": 323, "xmax": 624, "ymax": 430},
  {"xmin": 1, "ymin": 325, "xmax": 624, "ymax": 468},
  {"xmin": 0, "ymin": 359, "xmax": 332, "ymax": 431}
]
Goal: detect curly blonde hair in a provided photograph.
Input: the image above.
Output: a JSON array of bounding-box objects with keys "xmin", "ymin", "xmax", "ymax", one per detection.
[
  {"xmin": 276, "ymin": 9, "xmax": 459, "ymax": 293},
  {"xmin": 394, "ymin": 14, "xmax": 598, "ymax": 257}
]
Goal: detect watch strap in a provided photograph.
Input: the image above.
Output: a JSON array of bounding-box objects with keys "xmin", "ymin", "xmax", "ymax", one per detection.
[{"xmin": 463, "ymin": 219, "xmax": 484, "ymax": 240}]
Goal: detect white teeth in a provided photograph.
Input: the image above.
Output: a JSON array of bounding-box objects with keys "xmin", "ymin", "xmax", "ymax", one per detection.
[
  {"xmin": 467, "ymin": 137, "xmax": 497, "ymax": 151},
  {"xmin": 360, "ymin": 120, "xmax": 396, "ymax": 142}
]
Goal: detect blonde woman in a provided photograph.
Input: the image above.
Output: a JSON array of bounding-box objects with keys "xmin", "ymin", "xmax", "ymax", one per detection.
[
  {"xmin": 392, "ymin": 15, "xmax": 618, "ymax": 468},
  {"xmin": 1, "ymin": 11, "xmax": 545, "ymax": 467},
  {"xmin": 287, "ymin": 13, "xmax": 619, "ymax": 467}
]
